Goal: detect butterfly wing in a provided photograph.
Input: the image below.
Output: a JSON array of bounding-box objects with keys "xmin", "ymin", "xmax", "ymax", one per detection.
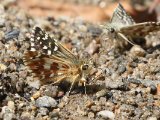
[
  {"xmin": 120, "ymin": 22, "xmax": 160, "ymax": 38},
  {"xmin": 111, "ymin": 3, "xmax": 135, "ymax": 28},
  {"xmin": 30, "ymin": 27, "xmax": 78, "ymax": 62},
  {"xmin": 24, "ymin": 27, "xmax": 78, "ymax": 83}
]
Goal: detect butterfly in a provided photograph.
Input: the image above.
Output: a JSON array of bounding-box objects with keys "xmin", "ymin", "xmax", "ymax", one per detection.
[
  {"xmin": 104, "ymin": 3, "xmax": 160, "ymax": 45},
  {"xmin": 23, "ymin": 27, "xmax": 92, "ymax": 94}
]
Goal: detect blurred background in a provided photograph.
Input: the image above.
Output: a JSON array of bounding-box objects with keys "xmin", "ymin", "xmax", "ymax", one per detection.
[{"xmin": 1, "ymin": 0, "xmax": 160, "ymax": 23}]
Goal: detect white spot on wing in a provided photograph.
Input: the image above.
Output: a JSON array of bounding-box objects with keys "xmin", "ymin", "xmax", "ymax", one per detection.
[
  {"xmin": 49, "ymin": 73, "xmax": 54, "ymax": 77},
  {"xmin": 30, "ymin": 38, "xmax": 34, "ymax": 41},
  {"xmin": 31, "ymin": 42, "xmax": 35, "ymax": 46},
  {"xmin": 45, "ymin": 34, "xmax": 48, "ymax": 39},
  {"xmin": 43, "ymin": 46, "xmax": 48, "ymax": 49},
  {"xmin": 42, "ymin": 37, "xmax": 46, "ymax": 40},
  {"xmin": 30, "ymin": 48, "xmax": 36, "ymax": 51},
  {"xmin": 54, "ymin": 46, "xmax": 58, "ymax": 51},
  {"xmin": 37, "ymin": 37, "xmax": 40, "ymax": 40},
  {"xmin": 47, "ymin": 50, "xmax": 51, "ymax": 55},
  {"xmin": 57, "ymin": 72, "xmax": 63, "ymax": 75}
]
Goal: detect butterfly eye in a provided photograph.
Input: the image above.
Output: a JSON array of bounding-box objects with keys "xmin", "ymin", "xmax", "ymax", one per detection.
[
  {"xmin": 82, "ymin": 64, "xmax": 89, "ymax": 71},
  {"xmin": 109, "ymin": 28, "xmax": 115, "ymax": 33}
]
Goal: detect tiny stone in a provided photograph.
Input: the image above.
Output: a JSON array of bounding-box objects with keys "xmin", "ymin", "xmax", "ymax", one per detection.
[
  {"xmin": 156, "ymin": 84, "xmax": 160, "ymax": 95},
  {"xmin": 117, "ymin": 64, "xmax": 126, "ymax": 74},
  {"xmin": 21, "ymin": 112, "xmax": 32, "ymax": 120},
  {"xmin": 35, "ymin": 96, "xmax": 57, "ymax": 108},
  {"xmin": 1, "ymin": 106, "xmax": 15, "ymax": 120},
  {"xmin": 38, "ymin": 107, "xmax": 49, "ymax": 116},
  {"xmin": 91, "ymin": 105, "xmax": 101, "ymax": 112},
  {"xmin": 27, "ymin": 79, "xmax": 40, "ymax": 89},
  {"xmin": 0, "ymin": 31, "xmax": 5, "ymax": 40},
  {"xmin": 130, "ymin": 45, "xmax": 146, "ymax": 57},
  {"xmin": 41, "ymin": 85, "xmax": 58, "ymax": 98},
  {"xmin": 0, "ymin": 18, "xmax": 5, "ymax": 27},
  {"xmin": 8, "ymin": 63, "xmax": 17, "ymax": 71},
  {"xmin": 0, "ymin": 63, "xmax": 7, "ymax": 71},
  {"xmin": 147, "ymin": 117, "xmax": 157, "ymax": 120},
  {"xmin": 7, "ymin": 101, "xmax": 15, "ymax": 111},
  {"xmin": 85, "ymin": 40, "xmax": 99, "ymax": 55},
  {"xmin": 97, "ymin": 110, "xmax": 115, "ymax": 120},
  {"xmin": 32, "ymin": 91, "xmax": 41, "ymax": 99},
  {"xmin": 85, "ymin": 100, "xmax": 94, "ymax": 108},
  {"xmin": 88, "ymin": 112, "xmax": 95, "ymax": 118},
  {"xmin": 150, "ymin": 84, "xmax": 157, "ymax": 94},
  {"xmin": 19, "ymin": 71, "xmax": 28, "ymax": 78},
  {"xmin": 5, "ymin": 29, "xmax": 20, "ymax": 40},
  {"xmin": 96, "ymin": 89, "xmax": 108, "ymax": 98},
  {"xmin": 49, "ymin": 108, "xmax": 60, "ymax": 119}
]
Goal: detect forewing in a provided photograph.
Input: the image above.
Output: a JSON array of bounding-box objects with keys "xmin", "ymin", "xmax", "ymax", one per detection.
[
  {"xmin": 24, "ymin": 27, "xmax": 77, "ymax": 83},
  {"xmin": 120, "ymin": 22, "xmax": 160, "ymax": 38},
  {"xmin": 111, "ymin": 3, "xmax": 135, "ymax": 28},
  {"xmin": 30, "ymin": 27, "xmax": 77, "ymax": 62}
]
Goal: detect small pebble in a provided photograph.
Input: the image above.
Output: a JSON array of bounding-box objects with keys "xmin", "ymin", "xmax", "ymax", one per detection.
[
  {"xmin": 117, "ymin": 64, "xmax": 126, "ymax": 74},
  {"xmin": 32, "ymin": 91, "xmax": 41, "ymax": 99},
  {"xmin": 27, "ymin": 79, "xmax": 40, "ymax": 89},
  {"xmin": 35, "ymin": 96, "xmax": 57, "ymax": 108},
  {"xmin": 91, "ymin": 105, "xmax": 101, "ymax": 112},
  {"xmin": 85, "ymin": 100, "xmax": 94, "ymax": 108},
  {"xmin": 156, "ymin": 84, "xmax": 160, "ymax": 95},
  {"xmin": 38, "ymin": 107, "xmax": 49, "ymax": 116},
  {"xmin": 0, "ymin": 31, "xmax": 5, "ymax": 40},
  {"xmin": 0, "ymin": 63, "xmax": 7, "ymax": 71},
  {"xmin": 5, "ymin": 29, "xmax": 20, "ymax": 40},
  {"xmin": 19, "ymin": 71, "xmax": 28, "ymax": 78},
  {"xmin": 41, "ymin": 85, "xmax": 58, "ymax": 98},
  {"xmin": 0, "ymin": 18, "xmax": 5, "ymax": 27},
  {"xmin": 85, "ymin": 40, "xmax": 99, "ymax": 55},
  {"xmin": 130, "ymin": 45, "xmax": 146, "ymax": 57},
  {"xmin": 97, "ymin": 110, "xmax": 115, "ymax": 120},
  {"xmin": 20, "ymin": 112, "xmax": 32, "ymax": 120},
  {"xmin": 150, "ymin": 84, "xmax": 157, "ymax": 94},
  {"xmin": 147, "ymin": 117, "xmax": 157, "ymax": 120},
  {"xmin": 1, "ymin": 106, "xmax": 15, "ymax": 120},
  {"xmin": 88, "ymin": 112, "xmax": 95, "ymax": 118},
  {"xmin": 49, "ymin": 108, "xmax": 60, "ymax": 118},
  {"xmin": 8, "ymin": 63, "xmax": 17, "ymax": 71},
  {"xmin": 96, "ymin": 89, "xmax": 108, "ymax": 98},
  {"xmin": 7, "ymin": 101, "xmax": 15, "ymax": 111}
]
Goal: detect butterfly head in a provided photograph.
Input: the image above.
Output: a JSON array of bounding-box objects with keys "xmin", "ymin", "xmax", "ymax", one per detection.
[
  {"xmin": 79, "ymin": 59, "xmax": 93, "ymax": 85},
  {"xmin": 104, "ymin": 24, "xmax": 117, "ymax": 39}
]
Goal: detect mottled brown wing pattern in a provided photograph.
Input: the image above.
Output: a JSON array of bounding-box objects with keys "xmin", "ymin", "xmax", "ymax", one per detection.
[
  {"xmin": 23, "ymin": 27, "xmax": 76, "ymax": 84},
  {"xmin": 24, "ymin": 51, "xmax": 70, "ymax": 84},
  {"xmin": 120, "ymin": 22, "xmax": 160, "ymax": 38}
]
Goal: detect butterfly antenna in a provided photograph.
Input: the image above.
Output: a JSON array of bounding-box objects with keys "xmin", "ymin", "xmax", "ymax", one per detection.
[{"xmin": 118, "ymin": 32, "xmax": 135, "ymax": 46}]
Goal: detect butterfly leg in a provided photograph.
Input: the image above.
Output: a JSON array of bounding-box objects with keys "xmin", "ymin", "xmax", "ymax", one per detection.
[
  {"xmin": 84, "ymin": 82, "xmax": 87, "ymax": 95},
  {"xmin": 118, "ymin": 33, "xmax": 135, "ymax": 46},
  {"xmin": 67, "ymin": 74, "xmax": 79, "ymax": 95},
  {"xmin": 51, "ymin": 76, "xmax": 66, "ymax": 85}
]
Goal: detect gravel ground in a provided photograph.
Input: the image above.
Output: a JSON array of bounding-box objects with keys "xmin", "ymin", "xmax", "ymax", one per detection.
[{"xmin": 0, "ymin": 0, "xmax": 160, "ymax": 120}]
